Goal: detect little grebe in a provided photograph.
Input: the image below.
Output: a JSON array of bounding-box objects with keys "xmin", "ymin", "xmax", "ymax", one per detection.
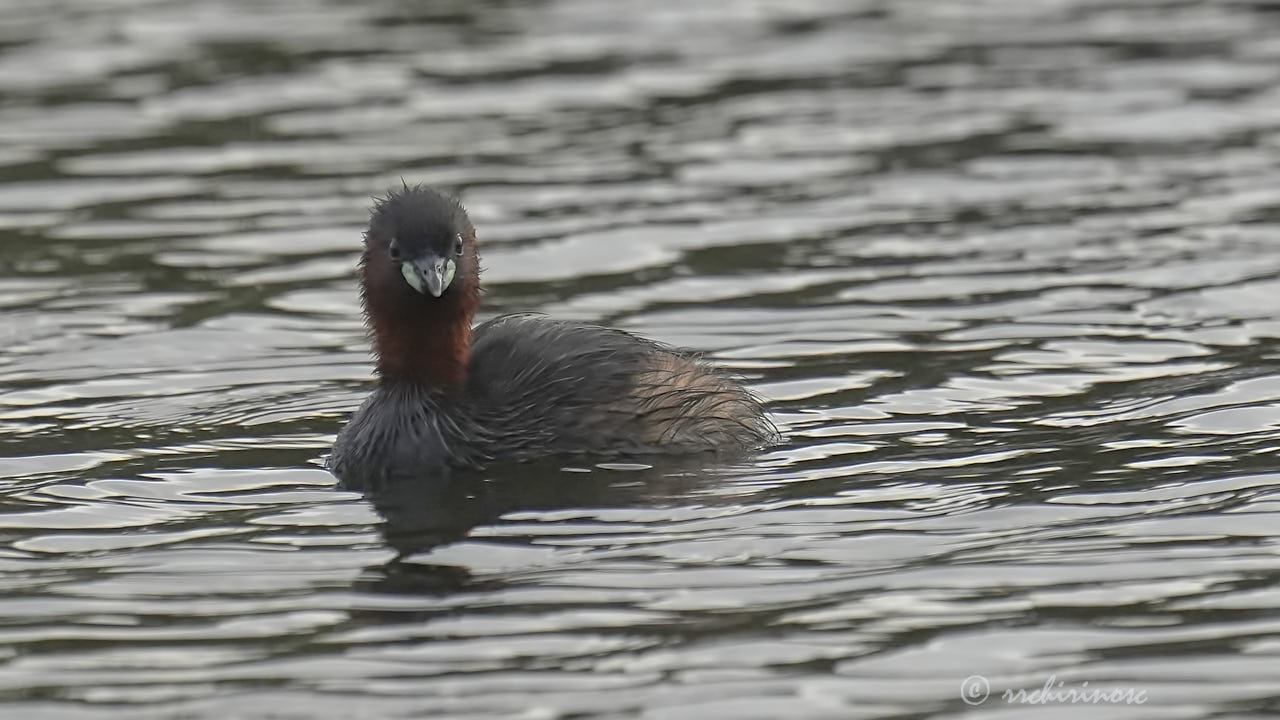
[{"xmin": 329, "ymin": 186, "xmax": 775, "ymax": 485}]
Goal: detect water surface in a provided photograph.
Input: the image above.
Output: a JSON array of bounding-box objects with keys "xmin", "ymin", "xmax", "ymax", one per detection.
[{"xmin": 3, "ymin": 0, "xmax": 1280, "ymax": 717}]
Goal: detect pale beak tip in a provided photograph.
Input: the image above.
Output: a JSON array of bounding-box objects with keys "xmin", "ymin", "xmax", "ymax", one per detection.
[{"xmin": 402, "ymin": 256, "xmax": 455, "ymax": 297}]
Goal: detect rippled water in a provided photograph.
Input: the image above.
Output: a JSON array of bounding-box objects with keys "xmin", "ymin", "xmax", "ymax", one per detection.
[{"xmin": 4, "ymin": 0, "xmax": 1280, "ymax": 717}]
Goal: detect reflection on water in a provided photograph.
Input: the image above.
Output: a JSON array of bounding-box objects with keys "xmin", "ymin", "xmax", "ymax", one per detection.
[{"xmin": 3, "ymin": 0, "xmax": 1280, "ymax": 717}]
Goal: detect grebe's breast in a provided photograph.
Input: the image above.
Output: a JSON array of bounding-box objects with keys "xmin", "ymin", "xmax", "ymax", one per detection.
[{"xmin": 330, "ymin": 382, "xmax": 487, "ymax": 486}]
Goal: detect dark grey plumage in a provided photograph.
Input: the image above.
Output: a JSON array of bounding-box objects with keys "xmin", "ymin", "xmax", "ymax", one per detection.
[{"xmin": 331, "ymin": 314, "xmax": 774, "ymax": 487}]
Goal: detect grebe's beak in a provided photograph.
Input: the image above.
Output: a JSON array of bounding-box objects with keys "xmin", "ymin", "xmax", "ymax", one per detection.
[{"xmin": 401, "ymin": 255, "xmax": 456, "ymax": 298}]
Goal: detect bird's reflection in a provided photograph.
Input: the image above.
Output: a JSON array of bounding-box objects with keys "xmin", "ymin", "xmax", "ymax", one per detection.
[{"xmin": 347, "ymin": 459, "xmax": 719, "ymax": 598}]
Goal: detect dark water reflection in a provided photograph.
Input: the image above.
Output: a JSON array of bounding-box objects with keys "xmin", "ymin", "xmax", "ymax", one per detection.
[{"xmin": 4, "ymin": 0, "xmax": 1280, "ymax": 717}]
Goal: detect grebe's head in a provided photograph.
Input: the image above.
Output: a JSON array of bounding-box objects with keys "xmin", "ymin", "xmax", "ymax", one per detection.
[
  {"xmin": 359, "ymin": 185, "xmax": 481, "ymax": 384},
  {"xmin": 363, "ymin": 185, "xmax": 478, "ymax": 301}
]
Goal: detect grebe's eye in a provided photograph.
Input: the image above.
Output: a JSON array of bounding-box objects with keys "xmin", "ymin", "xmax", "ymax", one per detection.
[
  {"xmin": 388, "ymin": 239, "xmax": 404, "ymax": 262},
  {"xmin": 453, "ymin": 234, "xmax": 464, "ymax": 256}
]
